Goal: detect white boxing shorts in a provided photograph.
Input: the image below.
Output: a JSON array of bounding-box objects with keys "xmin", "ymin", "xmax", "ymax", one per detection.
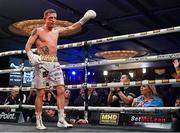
[{"xmin": 31, "ymin": 55, "xmax": 64, "ymax": 89}]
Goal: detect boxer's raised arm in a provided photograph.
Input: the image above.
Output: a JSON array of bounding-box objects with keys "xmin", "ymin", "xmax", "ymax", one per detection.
[{"xmin": 59, "ymin": 10, "xmax": 96, "ymax": 37}]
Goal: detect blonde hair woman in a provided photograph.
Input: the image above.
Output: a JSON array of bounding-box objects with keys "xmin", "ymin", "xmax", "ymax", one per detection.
[{"xmin": 132, "ymin": 84, "xmax": 163, "ymax": 107}]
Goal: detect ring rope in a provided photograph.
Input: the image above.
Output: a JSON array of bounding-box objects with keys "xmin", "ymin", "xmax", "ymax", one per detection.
[
  {"xmin": 0, "ymin": 104, "xmax": 179, "ymax": 113},
  {"xmin": 0, "ymin": 79, "xmax": 180, "ymax": 92},
  {"xmin": 57, "ymin": 26, "xmax": 179, "ymax": 49},
  {"xmin": 88, "ymin": 106, "xmax": 180, "ymax": 113},
  {"xmin": 65, "ymin": 79, "xmax": 180, "ymax": 89},
  {"xmin": 0, "ymin": 87, "xmax": 32, "ymax": 92},
  {"xmin": 21, "ymin": 105, "xmax": 180, "ymax": 113},
  {"xmin": 0, "ymin": 105, "xmax": 19, "ymax": 109},
  {"xmin": 62, "ymin": 52, "xmax": 180, "ymax": 68},
  {"xmin": 0, "ymin": 87, "xmax": 53, "ymax": 92},
  {"xmin": 0, "ymin": 67, "xmax": 33, "ymax": 74},
  {"xmin": 0, "ymin": 26, "xmax": 180, "ymax": 57},
  {"xmin": 0, "ymin": 52, "xmax": 180, "ymax": 74}
]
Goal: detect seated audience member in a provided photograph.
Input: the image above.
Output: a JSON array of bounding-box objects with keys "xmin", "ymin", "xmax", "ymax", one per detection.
[
  {"xmin": 175, "ymin": 97, "xmax": 180, "ymax": 107},
  {"xmin": 63, "ymin": 89, "xmax": 88, "ymax": 124},
  {"xmin": 96, "ymin": 88, "xmax": 109, "ymax": 106},
  {"xmin": 32, "ymin": 109, "xmax": 57, "ymax": 123},
  {"xmin": 172, "ymin": 97, "xmax": 180, "ymax": 131},
  {"xmin": 0, "ymin": 93, "xmax": 5, "ymax": 105},
  {"xmin": 43, "ymin": 90, "xmax": 56, "ymax": 106},
  {"xmin": 74, "ymin": 88, "xmax": 100, "ymax": 106},
  {"xmin": 173, "ymin": 59, "xmax": 180, "ymax": 79},
  {"xmin": 153, "ymin": 67, "xmax": 174, "ymax": 106},
  {"xmin": 71, "ymin": 88, "xmax": 100, "ymax": 124},
  {"xmin": 107, "ymin": 73, "xmax": 140, "ymax": 107},
  {"xmin": 64, "ymin": 89, "xmax": 76, "ymax": 123},
  {"xmin": 23, "ymin": 89, "xmax": 36, "ymax": 122},
  {"xmin": 42, "ymin": 109, "xmax": 57, "ymax": 122},
  {"xmin": 107, "ymin": 87, "xmax": 122, "ymax": 107},
  {"xmin": 64, "ymin": 89, "xmax": 73, "ymax": 106},
  {"xmin": 26, "ymin": 89, "xmax": 36, "ymax": 105},
  {"xmin": 31, "ymin": 90, "xmax": 58, "ymax": 123},
  {"xmin": 71, "ymin": 88, "xmax": 85, "ymax": 123},
  {"xmin": 4, "ymin": 86, "xmax": 21, "ymax": 112},
  {"xmin": 87, "ymin": 88, "xmax": 100, "ymax": 106},
  {"xmin": 42, "ymin": 90, "xmax": 57, "ymax": 122},
  {"xmin": 132, "ymin": 84, "xmax": 164, "ymax": 107},
  {"xmin": 154, "ymin": 68, "xmax": 169, "ymax": 79},
  {"xmin": 4, "ymin": 86, "xmax": 20, "ymax": 105}
]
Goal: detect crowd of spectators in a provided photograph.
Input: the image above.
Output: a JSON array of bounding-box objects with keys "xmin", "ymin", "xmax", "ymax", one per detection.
[{"xmin": 0, "ymin": 60, "xmax": 179, "ymax": 127}]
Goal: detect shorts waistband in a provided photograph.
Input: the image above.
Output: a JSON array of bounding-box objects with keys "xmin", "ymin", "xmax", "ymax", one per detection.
[{"xmin": 40, "ymin": 55, "xmax": 58, "ymax": 62}]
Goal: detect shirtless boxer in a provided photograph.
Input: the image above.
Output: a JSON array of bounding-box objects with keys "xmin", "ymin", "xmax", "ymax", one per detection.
[{"xmin": 25, "ymin": 9, "xmax": 96, "ymax": 130}]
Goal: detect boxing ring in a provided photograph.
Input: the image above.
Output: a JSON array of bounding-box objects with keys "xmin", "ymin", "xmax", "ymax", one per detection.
[
  {"xmin": 0, "ymin": 26, "xmax": 180, "ymax": 132},
  {"xmin": 0, "ymin": 122, "xmax": 172, "ymax": 132}
]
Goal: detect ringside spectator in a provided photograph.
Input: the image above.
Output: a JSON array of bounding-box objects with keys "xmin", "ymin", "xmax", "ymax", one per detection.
[{"xmin": 132, "ymin": 84, "xmax": 163, "ymax": 107}]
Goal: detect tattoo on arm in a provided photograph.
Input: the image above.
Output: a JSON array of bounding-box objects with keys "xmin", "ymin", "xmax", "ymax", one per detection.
[
  {"xmin": 31, "ymin": 28, "xmax": 37, "ymax": 36},
  {"xmin": 41, "ymin": 46, "xmax": 49, "ymax": 55}
]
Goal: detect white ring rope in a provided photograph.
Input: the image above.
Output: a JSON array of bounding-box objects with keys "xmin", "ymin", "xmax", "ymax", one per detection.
[
  {"xmin": 0, "ymin": 67, "xmax": 33, "ymax": 74},
  {"xmin": 0, "ymin": 52, "xmax": 180, "ymax": 74},
  {"xmin": 0, "ymin": 105, "xmax": 19, "ymax": 109},
  {"xmin": 0, "ymin": 79, "xmax": 179, "ymax": 92},
  {"xmin": 62, "ymin": 52, "xmax": 180, "ymax": 68},
  {"xmin": 0, "ymin": 87, "xmax": 55, "ymax": 92},
  {"xmin": 88, "ymin": 106, "xmax": 180, "ymax": 113},
  {"xmin": 65, "ymin": 79, "xmax": 180, "ymax": 89},
  {"xmin": 57, "ymin": 26, "xmax": 179, "ymax": 49},
  {"xmin": 0, "ymin": 26, "xmax": 180, "ymax": 57},
  {"xmin": 0, "ymin": 87, "xmax": 32, "ymax": 92},
  {"xmin": 0, "ymin": 104, "xmax": 179, "ymax": 113}
]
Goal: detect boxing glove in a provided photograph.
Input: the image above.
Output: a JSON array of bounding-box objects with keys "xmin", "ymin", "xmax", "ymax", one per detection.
[
  {"xmin": 78, "ymin": 10, "xmax": 96, "ymax": 25},
  {"xmin": 27, "ymin": 51, "xmax": 41, "ymax": 66}
]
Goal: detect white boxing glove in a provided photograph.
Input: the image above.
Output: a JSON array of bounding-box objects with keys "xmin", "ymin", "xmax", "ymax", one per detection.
[
  {"xmin": 27, "ymin": 51, "xmax": 41, "ymax": 66},
  {"xmin": 78, "ymin": 10, "xmax": 96, "ymax": 25}
]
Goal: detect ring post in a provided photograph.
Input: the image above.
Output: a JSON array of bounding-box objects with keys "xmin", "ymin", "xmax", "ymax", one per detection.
[{"xmin": 83, "ymin": 42, "xmax": 90, "ymax": 121}]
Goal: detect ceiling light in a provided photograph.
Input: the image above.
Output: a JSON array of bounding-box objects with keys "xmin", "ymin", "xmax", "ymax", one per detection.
[
  {"xmin": 95, "ymin": 50, "xmax": 147, "ymax": 60},
  {"xmin": 8, "ymin": 19, "xmax": 80, "ymax": 36}
]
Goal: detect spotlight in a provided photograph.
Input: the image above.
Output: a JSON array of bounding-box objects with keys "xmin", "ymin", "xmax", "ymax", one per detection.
[
  {"xmin": 142, "ymin": 68, "xmax": 146, "ymax": 74},
  {"xmin": 72, "ymin": 71, "xmax": 76, "ymax": 75},
  {"xmin": 103, "ymin": 70, "xmax": 108, "ymax": 76},
  {"xmin": 88, "ymin": 72, "xmax": 91, "ymax": 75}
]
